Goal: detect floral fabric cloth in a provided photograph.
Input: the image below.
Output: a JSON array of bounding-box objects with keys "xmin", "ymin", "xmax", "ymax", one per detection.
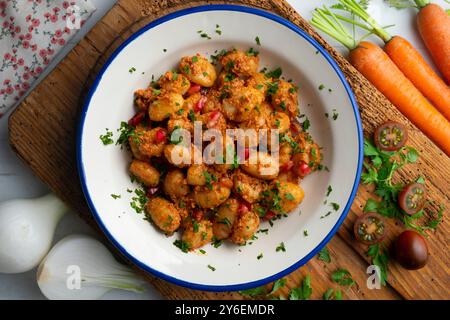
[{"xmin": 0, "ymin": 0, "xmax": 96, "ymax": 117}]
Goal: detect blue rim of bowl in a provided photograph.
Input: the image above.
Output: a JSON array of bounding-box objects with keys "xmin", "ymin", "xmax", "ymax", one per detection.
[{"xmin": 77, "ymin": 4, "xmax": 364, "ymax": 292}]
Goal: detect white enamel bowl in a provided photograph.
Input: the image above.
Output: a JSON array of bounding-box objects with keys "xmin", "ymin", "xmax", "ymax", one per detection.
[{"xmin": 78, "ymin": 5, "xmax": 363, "ymax": 291}]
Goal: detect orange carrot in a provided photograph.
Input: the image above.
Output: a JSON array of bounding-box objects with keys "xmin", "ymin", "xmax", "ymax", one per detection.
[
  {"xmin": 416, "ymin": 2, "xmax": 450, "ymax": 84},
  {"xmin": 350, "ymin": 41, "xmax": 450, "ymax": 156},
  {"xmin": 335, "ymin": 0, "xmax": 450, "ymax": 121},
  {"xmin": 384, "ymin": 36, "xmax": 450, "ymax": 121}
]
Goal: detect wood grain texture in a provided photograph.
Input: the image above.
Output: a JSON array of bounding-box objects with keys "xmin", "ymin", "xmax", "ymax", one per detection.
[{"xmin": 8, "ymin": 0, "xmax": 449, "ymax": 300}]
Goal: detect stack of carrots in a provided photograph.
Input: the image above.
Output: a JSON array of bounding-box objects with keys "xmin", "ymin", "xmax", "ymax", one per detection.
[{"xmin": 311, "ymin": 0, "xmax": 450, "ymax": 156}]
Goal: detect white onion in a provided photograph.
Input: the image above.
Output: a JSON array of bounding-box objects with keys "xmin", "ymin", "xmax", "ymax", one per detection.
[
  {"xmin": 37, "ymin": 234, "xmax": 146, "ymax": 300},
  {"xmin": 0, "ymin": 193, "xmax": 67, "ymax": 273}
]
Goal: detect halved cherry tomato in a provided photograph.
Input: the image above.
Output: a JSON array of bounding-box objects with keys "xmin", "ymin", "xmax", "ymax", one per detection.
[
  {"xmin": 398, "ymin": 183, "xmax": 426, "ymax": 215},
  {"xmin": 353, "ymin": 212, "xmax": 385, "ymax": 245},
  {"xmin": 374, "ymin": 121, "xmax": 408, "ymax": 151},
  {"xmin": 128, "ymin": 111, "xmax": 145, "ymax": 127}
]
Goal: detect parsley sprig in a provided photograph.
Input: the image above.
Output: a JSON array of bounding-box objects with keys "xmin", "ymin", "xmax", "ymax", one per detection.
[{"xmin": 362, "ymin": 139, "xmax": 444, "ymax": 235}]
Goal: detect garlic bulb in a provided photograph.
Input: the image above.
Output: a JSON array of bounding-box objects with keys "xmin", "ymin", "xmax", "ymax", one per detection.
[
  {"xmin": 37, "ymin": 234, "xmax": 146, "ymax": 300},
  {"xmin": 0, "ymin": 193, "xmax": 68, "ymax": 273}
]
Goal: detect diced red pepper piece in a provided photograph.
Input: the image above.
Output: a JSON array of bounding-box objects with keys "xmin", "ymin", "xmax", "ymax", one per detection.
[
  {"xmin": 154, "ymin": 129, "xmax": 167, "ymax": 143},
  {"xmin": 128, "ymin": 111, "xmax": 145, "ymax": 127},
  {"xmin": 194, "ymin": 96, "xmax": 207, "ymax": 113},
  {"xmin": 263, "ymin": 211, "xmax": 276, "ymax": 221},
  {"xmin": 296, "ymin": 161, "xmax": 312, "ymax": 177},
  {"xmin": 280, "ymin": 160, "xmax": 294, "ymax": 172},
  {"xmin": 187, "ymin": 84, "xmax": 201, "ymax": 96}
]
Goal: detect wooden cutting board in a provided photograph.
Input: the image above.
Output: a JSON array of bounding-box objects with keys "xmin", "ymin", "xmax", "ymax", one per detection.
[{"xmin": 8, "ymin": 0, "xmax": 449, "ymax": 300}]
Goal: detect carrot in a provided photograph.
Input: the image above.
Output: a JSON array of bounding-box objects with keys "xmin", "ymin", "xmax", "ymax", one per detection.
[
  {"xmin": 335, "ymin": 0, "xmax": 450, "ymax": 121},
  {"xmin": 311, "ymin": 7, "xmax": 450, "ymax": 156},
  {"xmin": 384, "ymin": 36, "xmax": 450, "ymax": 121},
  {"xmin": 350, "ymin": 41, "xmax": 450, "ymax": 156},
  {"xmin": 416, "ymin": 2, "xmax": 450, "ymax": 84}
]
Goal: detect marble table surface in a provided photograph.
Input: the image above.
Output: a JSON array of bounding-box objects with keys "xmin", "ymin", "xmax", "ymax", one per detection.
[{"xmin": 0, "ymin": 0, "xmax": 446, "ymax": 299}]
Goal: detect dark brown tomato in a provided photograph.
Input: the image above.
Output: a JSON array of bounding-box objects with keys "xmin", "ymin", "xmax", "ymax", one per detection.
[
  {"xmin": 399, "ymin": 183, "xmax": 426, "ymax": 215},
  {"xmin": 353, "ymin": 212, "xmax": 385, "ymax": 245},
  {"xmin": 395, "ymin": 230, "xmax": 428, "ymax": 270},
  {"xmin": 374, "ymin": 121, "xmax": 408, "ymax": 151}
]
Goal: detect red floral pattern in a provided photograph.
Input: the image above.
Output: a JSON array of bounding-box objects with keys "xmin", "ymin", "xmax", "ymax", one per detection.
[{"xmin": 0, "ymin": 0, "xmax": 95, "ymax": 117}]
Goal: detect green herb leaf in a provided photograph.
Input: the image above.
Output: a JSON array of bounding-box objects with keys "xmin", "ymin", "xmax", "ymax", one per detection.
[
  {"xmin": 289, "ymin": 275, "xmax": 312, "ymax": 300},
  {"xmin": 100, "ymin": 129, "xmax": 114, "ymax": 145},
  {"xmin": 318, "ymin": 246, "xmax": 331, "ymax": 263},
  {"xmin": 331, "ymin": 269, "xmax": 355, "ymax": 287},
  {"xmin": 270, "ymin": 278, "xmax": 286, "ymax": 294}
]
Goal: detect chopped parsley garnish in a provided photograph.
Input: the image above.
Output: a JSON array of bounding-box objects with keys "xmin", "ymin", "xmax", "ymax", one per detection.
[
  {"xmin": 257, "ymin": 253, "xmax": 263, "ymax": 260},
  {"xmin": 326, "ymin": 185, "xmax": 333, "ymax": 197},
  {"xmin": 331, "ymin": 202, "xmax": 340, "ymax": 211},
  {"xmin": 246, "ymin": 47, "xmax": 259, "ymax": 57},
  {"xmin": 188, "ymin": 109, "xmax": 196, "ymax": 122},
  {"xmin": 239, "ymin": 286, "xmax": 266, "ymax": 297},
  {"xmin": 320, "ymin": 211, "xmax": 332, "ymax": 219},
  {"xmin": 116, "ymin": 121, "xmax": 140, "ymax": 148},
  {"xmin": 128, "ymin": 66, "xmax": 136, "ymax": 73},
  {"xmin": 289, "ymin": 275, "xmax": 312, "ymax": 300},
  {"xmin": 331, "ymin": 269, "xmax": 355, "ymax": 287},
  {"xmin": 218, "ymin": 217, "xmax": 231, "ymax": 226},
  {"xmin": 318, "ymin": 84, "xmax": 325, "ymax": 90},
  {"xmin": 270, "ymin": 278, "xmax": 286, "ymax": 294},
  {"xmin": 318, "ymin": 246, "xmax": 331, "ymax": 263},
  {"xmin": 100, "ymin": 129, "xmax": 114, "ymax": 145},
  {"xmin": 193, "ymin": 220, "xmax": 199, "ymax": 233},
  {"xmin": 266, "ymin": 82, "xmax": 279, "ymax": 95},
  {"xmin": 203, "ymin": 171, "xmax": 217, "ymax": 190},
  {"xmin": 366, "ymin": 243, "xmax": 389, "ymax": 286},
  {"xmin": 207, "ymin": 264, "xmax": 216, "ymax": 271},
  {"xmin": 199, "ymin": 249, "xmax": 206, "ymax": 254},
  {"xmin": 302, "ymin": 117, "xmax": 310, "ymax": 131},
  {"xmin": 303, "ymin": 230, "xmax": 309, "ymax": 237},
  {"xmin": 332, "ymin": 109, "xmax": 339, "ymax": 120},
  {"xmin": 200, "ymin": 32, "xmax": 211, "ymax": 39},
  {"xmin": 211, "ymin": 237, "xmax": 222, "ymax": 248},
  {"xmin": 130, "ymin": 187, "xmax": 147, "ymax": 214},
  {"xmin": 111, "ymin": 194, "xmax": 121, "ymax": 200},
  {"xmin": 285, "ymin": 193, "xmax": 295, "ymax": 201},
  {"xmin": 323, "ymin": 288, "xmax": 343, "ymax": 300},
  {"xmin": 255, "ymin": 36, "xmax": 261, "ymax": 45},
  {"xmin": 192, "ymin": 56, "xmax": 199, "ymax": 63},
  {"xmin": 276, "ymin": 242, "xmax": 286, "ymax": 252},
  {"xmin": 265, "ymin": 67, "xmax": 282, "ymax": 79},
  {"xmin": 173, "ymin": 240, "xmax": 190, "ymax": 253}
]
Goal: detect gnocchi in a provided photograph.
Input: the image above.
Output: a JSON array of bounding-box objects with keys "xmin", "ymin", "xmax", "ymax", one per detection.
[{"xmin": 120, "ymin": 49, "xmax": 321, "ymax": 253}]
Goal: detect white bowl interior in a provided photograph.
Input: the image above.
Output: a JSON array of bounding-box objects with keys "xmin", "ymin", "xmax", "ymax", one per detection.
[{"xmin": 79, "ymin": 7, "xmax": 361, "ymax": 289}]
